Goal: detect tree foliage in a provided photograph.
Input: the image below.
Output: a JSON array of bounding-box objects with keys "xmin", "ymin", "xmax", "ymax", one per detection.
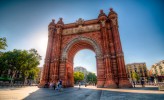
[
  {"xmin": 86, "ymin": 72, "xmax": 97, "ymax": 83},
  {"xmin": 0, "ymin": 49, "xmax": 41, "ymax": 84},
  {"xmin": 0, "ymin": 37, "xmax": 7, "ymax": 50},
  {"xmin": 132, "ymin": 72, "xmax": 140, "ymax": 82},
  {"xmin": 74, "ymin": 71, "xmax": 84, "ymax": 83}
]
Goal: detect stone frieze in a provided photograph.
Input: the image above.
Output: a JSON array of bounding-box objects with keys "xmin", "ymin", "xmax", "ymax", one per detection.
[{"xmin": 62, "ymin": 24, "xmax": 100, "ymax": 35}]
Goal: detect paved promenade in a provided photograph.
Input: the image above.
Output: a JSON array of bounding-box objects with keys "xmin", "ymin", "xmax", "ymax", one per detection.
[{"xmin": 0, "ymin": 85, "xmax": 164, "ymax": 100}]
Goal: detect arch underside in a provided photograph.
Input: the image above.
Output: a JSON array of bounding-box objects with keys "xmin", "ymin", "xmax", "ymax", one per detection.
[{"xmin": 68, "ymin": 41, "xmax": 95, "ymax": 63}]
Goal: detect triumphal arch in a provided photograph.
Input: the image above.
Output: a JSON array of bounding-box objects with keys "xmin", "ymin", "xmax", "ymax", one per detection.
[{"xmin": 40, "ymin": 8, "xmax": 132, "ymax": 88}]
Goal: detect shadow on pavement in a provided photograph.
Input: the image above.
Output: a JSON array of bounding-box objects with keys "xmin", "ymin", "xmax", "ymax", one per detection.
[
  {"xmin": 23, "ymin": 86, "xmax": 164, "ymax": 100},
  {"xmin": 126, "ymin": 87, "xmax": 158, "ymax": 91}
]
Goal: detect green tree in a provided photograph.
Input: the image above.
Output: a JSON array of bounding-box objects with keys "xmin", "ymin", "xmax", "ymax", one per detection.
[
  {"xmin": 74, "ymin": 72, "xmax": 84, "ymax": 83},
  {"xmin": 86, "ymin": 72, "xmax": 97, "ymax": 84},
  {"xmin": 132, "ymin": 72, "xmax": 140, "ymax": 83},
  {"xmin": 28, "ymin": 67, "xmax": 39, "ymax": 80},
  {"xmin": 0, "ymin": 37, "xmax": 7, "ymax": 50},
  {"xmin": 0, "ymin": 49, "xmax": 23, "ymax": 84},
  {"xmin": 20, "ymin": 49, "xmax": 41, "ymax": 84},
  {"xmin": 0, "ymin": 49, "xmax": 41, "ymax": 85},
  {"xmin": 0, "ymin": 52, "xmax": 8, "ymax": 76}
]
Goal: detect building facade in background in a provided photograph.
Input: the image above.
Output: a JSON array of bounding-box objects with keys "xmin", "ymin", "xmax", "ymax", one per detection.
[
  {"xmin": 126, "ymin": 62, "xmax": 148, "ymax": 83},
  {"xmin": 149, "ymin": 60, "xmax": 164, "ymax": 82},
  {"xmin": 150, "ymin": 60, "xmax": 164, "ymax": 76}
]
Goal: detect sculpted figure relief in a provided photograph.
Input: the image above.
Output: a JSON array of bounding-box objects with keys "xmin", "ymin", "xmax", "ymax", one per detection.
[
  {"xmin": 101, "ymin": 20, "xmax": 106, "ymax": 27},
  {"xmin": 111, "ymin": 18, "xmax": 117, "ymax": 26},
  {"xmin": 57, "ymin": 27, "xmax": 62, "ymax": 34},
  {"xmin": 76, "ymin": 18, "xmax": 84, "ymax": 26},
  {"xmin": 62, "ymin": 24, "xmax": 100, "ymax": 35}
]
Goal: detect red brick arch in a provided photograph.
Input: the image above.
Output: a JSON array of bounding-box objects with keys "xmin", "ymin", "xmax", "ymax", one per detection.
[
  {"xmin": 60, "ymin": 36, "xmax": 102, "ymax": 86},
  {"xmin": 40, "ymin": 8, "xmax": 132, "ymax": 88},
  {"xmin": 62, "ymin": 36, "xmax": 102, "ymax": 61}
]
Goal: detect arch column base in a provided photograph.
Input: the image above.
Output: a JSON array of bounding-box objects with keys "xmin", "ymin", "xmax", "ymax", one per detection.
[
  {"xmin": 104, "ymin": 80, "xmax": 118, "ymax": 88},
  {"xmin": 38, "ymin": 80, "xmax": 47, "ymax": 88},
  {"xmin": 119, "ymin": 79, "xmax": 133, "ymax": 88},
  {"xmin": 97, "ymin": 80, "xmax": 105, "ymax": 88}
]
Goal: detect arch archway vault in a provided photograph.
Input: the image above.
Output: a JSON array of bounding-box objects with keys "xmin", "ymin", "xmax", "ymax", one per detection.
[{"xmin": 40, "ymin": 9, "xmax": 132, "ymax": 88}]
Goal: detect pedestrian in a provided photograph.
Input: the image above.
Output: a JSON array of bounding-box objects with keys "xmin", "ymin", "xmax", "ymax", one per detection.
[
  {"xmin": 59, "ymin": 79, "xmax": 63, "ymax": 92},
  {"xmin": 141, "ymin": 78, "xmax": 145, "ymax": 87},
  {"xmin": 133, "ymin": 81, "xmax": 135, "ymax": 88},
  {"xmin": 55, "ymin": 82, "xmax": 59, "ymax": 91},
  {"xmin": 154, "ymin": 78, "xmax": 157, "ymax": 86},
  {"xmin": 57, "ymin": 81, "xmax": 60, "ymax": 90},
  {"xmin": 85, "ymin": 83, "xmax": 87, "ymax": 87},
  {"xmin": 78, "ymin": 81, "xmax": 81, "ymax": 89},
  {"xmin": 44, "ymin": 82, "xmax": 49, "ymax": 88},
  {"xmin": 53, "ymin": 82, "xmax": 56, "ymax": 90},
  {"xmin": 50, "ymin": 82, "xmax": 53, "ymax": 89}
]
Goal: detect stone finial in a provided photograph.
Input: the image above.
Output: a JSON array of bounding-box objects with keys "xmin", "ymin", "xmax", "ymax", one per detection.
[
  {"xmin": 98, "ymin": 9, "xmax": 107, "ymax": 18},
  {"xmin": 59, "ymin": 18, "xmax": 63, "ymax": 21},
  {"xmin": 100, "ymin": 9, "xmax": 104, "ymax": 14},
  {"xmin": 49, "ymin": 19, "xmax": 56, "ymax": 27},
  {"xmin": 108, "ymin": 8, "xmax": 117, "ymax": 17},
  {"xmin": 76, "ymin": 18, "xmax": 84, "ymax": 26},
  {"xmin": 52, "ymin": 19, "xmax": 55, "ymax": 23},
  {"xmin": 110, "ymin": 8, "xmax": 113, "ymax": 12},
  {"xmin": 57, "ymin": 17, "xmax": 64, "ymax": 25}
]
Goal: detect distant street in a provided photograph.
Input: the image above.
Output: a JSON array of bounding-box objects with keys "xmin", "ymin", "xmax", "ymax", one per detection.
[{"xmin": 0, "ymin": 85, "xmax": 164, "ymax": 100}]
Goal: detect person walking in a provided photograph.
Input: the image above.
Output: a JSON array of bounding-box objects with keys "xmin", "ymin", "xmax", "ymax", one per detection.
[
  {"xmin": 53, "ymin": 82, "xmax": 56, "ymax": 90},
  {"xmin": 85, "ymin": 83, "xmax": 87, "ymax": 87},
  {"xmin": 141, "ymin": 78, "xmax": 145, "ymax": 87},
  {"xmin": 133, "ymin": 80, "xmax": 135, "ymax": 88},
  {"xmin": 55, "ymin": 81, "xmax": 59, "ymax": 91},
  {"xmin": 58, "ymin": 79, "xmax": 63, "ymax": 92},
  {"xmin": 78, "ymin": 81, "xmax": 81, "ymax": 89}
]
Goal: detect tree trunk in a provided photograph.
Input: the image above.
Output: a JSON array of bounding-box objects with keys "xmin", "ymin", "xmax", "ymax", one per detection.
[
  {"xmin": 10, "ymin": 70, "xmax": 16, "ymax": 86},
  {"xmin": 23, "ymin": 76, "xmax": 28, "ymax": 85}
]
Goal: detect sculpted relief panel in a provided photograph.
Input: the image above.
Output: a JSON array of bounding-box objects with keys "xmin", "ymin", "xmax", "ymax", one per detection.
[{"xmin": 62, "ymin": 24, "xmax": 100, "ymax": 35}]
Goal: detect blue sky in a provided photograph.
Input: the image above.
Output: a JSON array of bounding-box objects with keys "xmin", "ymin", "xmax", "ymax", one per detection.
[{"xmin": 0, "ymin": 0, "xmax": 164, "ymax": 73}]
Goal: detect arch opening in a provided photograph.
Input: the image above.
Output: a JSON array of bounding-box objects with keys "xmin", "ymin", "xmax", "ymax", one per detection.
[
  {"xmin": 61, "ymin": 37, "xmax": 102, "ymax": 87},
  {"xmin": 73, "ymin": 49, "xmax": 97, "ymax": 84},
  {"xmin": 61, "ymin": 36, "xmax": 102, "ymax": 61},
  {"xmin": 74, "ymin": 49, "xmax": 96, "ymax": 74}
]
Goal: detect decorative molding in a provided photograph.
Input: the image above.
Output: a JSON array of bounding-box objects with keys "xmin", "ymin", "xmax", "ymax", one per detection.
[{"xmin": 116, "ymin": 53, "xmax": 124, "ymax": 57}]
